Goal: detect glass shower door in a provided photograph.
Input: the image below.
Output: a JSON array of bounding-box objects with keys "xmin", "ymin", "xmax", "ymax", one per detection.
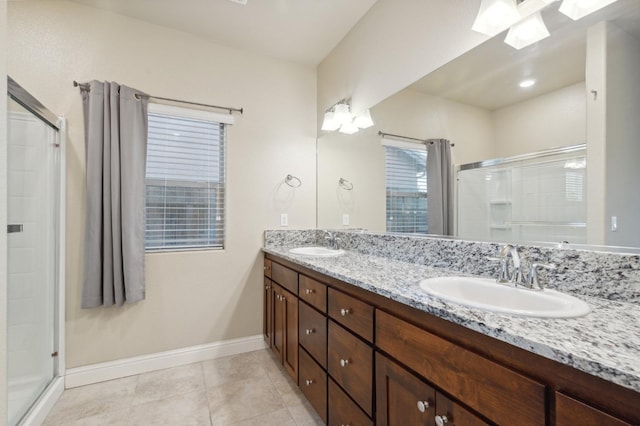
[{"xmin": 6, "ymin": 97, "xmax": 58, "ymax": 425}]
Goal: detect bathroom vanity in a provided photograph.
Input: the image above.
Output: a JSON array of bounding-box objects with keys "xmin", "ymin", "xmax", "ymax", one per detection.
[{"xmin": 262, "ymin": 231, "xmax": 640, "ymax": 425}]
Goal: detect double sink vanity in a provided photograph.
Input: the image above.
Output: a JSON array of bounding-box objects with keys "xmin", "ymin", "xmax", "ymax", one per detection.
[{"xmin": 262, "ymin": 229, "xmax": 640, "ymax": 425}]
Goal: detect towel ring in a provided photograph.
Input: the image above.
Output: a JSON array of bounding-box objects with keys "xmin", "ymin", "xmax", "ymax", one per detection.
[
  {"xmin": 339, "ymin": 178, "xmax": 354, "ymax": 190},
  {"xmin": 285, "ymin": 174, "xmax": 302, "ymax": 188}
]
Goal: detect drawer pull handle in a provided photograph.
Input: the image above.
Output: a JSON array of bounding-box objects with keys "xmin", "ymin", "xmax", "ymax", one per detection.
[
  {"xmin": 435, "ymin": 415, "xmax": 448, "ymax": 426},
  {"xmin": 305, "ymin": 379, "xmax": 314, "ymax": 386},
  {"xmin": 305, "ymin": 328, "xmax": 315, "ymax": 335},
  {"xmin": 305, "ymin": 288, "xmax": 314, "ymax": 294},
  {"xmin": 417, "ymin": 400, "xmax": 430, "ymax": 412},
  {"xmin": 340, "ymin": 308, "xmax": 351, "ymax": 316},
  {"xmin": 340, "ymin": 358, "xmax": 350, "ymax": 367}
]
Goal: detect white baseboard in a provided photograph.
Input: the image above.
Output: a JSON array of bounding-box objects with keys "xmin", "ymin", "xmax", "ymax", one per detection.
[
  {"xmin": 65, "ymin": 334, "xmax": 267, "ymax": 389},
  {"xmin": 20, "ymin": 376, "xmax": 65, "ymax": 426}
]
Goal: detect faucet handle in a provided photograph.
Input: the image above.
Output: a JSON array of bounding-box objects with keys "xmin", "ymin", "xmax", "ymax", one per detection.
[
  {"xmin": 527, "ymin": 263, "xmax": 556, "ymax": 290},
  {"xmin": 487, "ymin": 256, "xmax": 509, "ymax": 283}
]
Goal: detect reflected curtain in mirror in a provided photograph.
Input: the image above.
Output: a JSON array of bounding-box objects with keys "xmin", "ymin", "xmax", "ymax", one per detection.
[
  {"xmin": 80, "ymin": 81, "xmax": 149, "ymax": 307},
  {"xmin": 426, "ymin": 139, "xmax": 453, "ymax": 235}
]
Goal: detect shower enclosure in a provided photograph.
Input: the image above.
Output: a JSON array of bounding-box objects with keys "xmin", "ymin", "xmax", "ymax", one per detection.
[
  {"xmin": 456, "ymin": 145, "xmax": 587, "ymax": 245},
  {"xmin": 6, "ymin": 77, "xmax": 65, "ymax": 425}
]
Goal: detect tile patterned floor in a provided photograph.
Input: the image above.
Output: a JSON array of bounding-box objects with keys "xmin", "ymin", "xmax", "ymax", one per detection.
[{"xmin": 43, "ymin": 350, "xmax": 324, "ymax": 425}]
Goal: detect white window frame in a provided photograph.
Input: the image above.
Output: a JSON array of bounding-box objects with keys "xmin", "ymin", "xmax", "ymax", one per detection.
[{"xmin": 145, "ymin": 103, "xmax": 232, "ymax": 252}]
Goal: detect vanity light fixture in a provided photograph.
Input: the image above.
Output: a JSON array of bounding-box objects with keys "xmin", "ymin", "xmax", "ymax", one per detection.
[
  {"xmin": 472, "ymin": 0, "xmax": 521, "ymax": 37},
  {"xmin": 519, "ymin": 78, "xmax": 537, "ymax": 88},
  {"xmin": 558, "ymin": 0, "xmax": 619, "ymax": 20},
  {"xmin": 505, "ymin": 11, "xmax": 550, "ymax": 49},
  {"xmin": 321, "ymin": 99, "xmax": 375, "ymax": 134}
]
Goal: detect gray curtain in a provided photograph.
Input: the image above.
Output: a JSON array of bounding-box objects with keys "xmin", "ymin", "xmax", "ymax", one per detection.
[
  {"xmin": 80, "ymin": 81, "xmax": 149, "ymax": 308},
  {"xmin": 426, "ymin": 139, "xmax": 453, "ymax": 236}
]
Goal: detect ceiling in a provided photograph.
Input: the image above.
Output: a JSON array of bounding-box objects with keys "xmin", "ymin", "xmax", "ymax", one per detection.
[
  {"xmin": 409, "ymin": 0, "xmax": 640, "ymax": 110},
  {"xmin": 69, "ymin": 0, "xmax": 378, "ymax": 66}
]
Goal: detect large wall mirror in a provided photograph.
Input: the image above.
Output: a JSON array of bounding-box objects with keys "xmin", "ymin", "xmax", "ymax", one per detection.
[{"xmin": 317, "ymin": 0, "xmax": 640, "ymax": 250}]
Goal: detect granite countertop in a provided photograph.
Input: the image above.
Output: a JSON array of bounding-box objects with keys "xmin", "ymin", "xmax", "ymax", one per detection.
[{"xmin": 263, "ymin": 246, "xmax": 640, "ymax": 393}]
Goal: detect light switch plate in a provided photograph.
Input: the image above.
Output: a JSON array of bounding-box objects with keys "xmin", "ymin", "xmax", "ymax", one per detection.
[{"xmin": 280, "ymin": 213, "xmax": 288, "ymax": 227}]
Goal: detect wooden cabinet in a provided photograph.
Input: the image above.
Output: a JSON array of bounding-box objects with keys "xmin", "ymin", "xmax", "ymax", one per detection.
[
  {"xmin": 376, "ymin": 309, "xmax": 545, "ymax": 425},
  {"xmin": 299, "ymin": 348, "xmax": 327, "ymax": 423},
  {"xmin": 271, "ymin": 282, "xmax": 298, "ymax": 382},
  {"xmin": 299, "ymin": 300, "xmax": 327, "ymax": 368},
  {"xmin": 263, "ymin": 254, "xmax": 640, "ymax": 426},
  {"xmin": 556, "ymin": 392, "xmax": 633, "ymax": 426},
  {"xmin": 377, "ymin": 352, "xmax": 489, "ymax": 426},
  {"xmin": 376, "ymin": 352, "xmax": 436, "ymax": 426},
  {"xmin": 329, "ymin": 378, "xmax": 373, "ymax": 426},
  {"xmin": 263, "ymin": 277, "xmax": 272, "ymax": 346},
  {"xmin": 328, "ymin": 320, "xmax": 373, "ymax": 416}
]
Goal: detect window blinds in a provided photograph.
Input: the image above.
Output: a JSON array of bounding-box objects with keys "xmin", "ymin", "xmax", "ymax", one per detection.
[
  {"xmin": 385, "ymin": 145, "xmax": 428, "ymax": 234},
  {"xmin": 145, "ymin": 109, "xmax": 227, "ymax": 251}
]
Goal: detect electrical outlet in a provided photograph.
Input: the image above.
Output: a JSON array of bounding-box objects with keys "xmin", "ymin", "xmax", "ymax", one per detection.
[
  {"xmin": 611, "ymin": 216, "xmax": 618, "ymax": 231},
  {"xmin": 342, "ymin": 214, "xmax": 350, "ymax": 226},
  {"xmin": 280, "ymin": 213, "xmax": 288, "ymax": 227}
]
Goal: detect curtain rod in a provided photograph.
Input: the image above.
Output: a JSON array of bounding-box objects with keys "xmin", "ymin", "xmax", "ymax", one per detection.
[
  {"xmin": 378, "ymin": 131, "xmax": 455, "ymax": 147},
  {"xmin": 73, "ymin": 81, "xmax": 243, "ymax": 115}
]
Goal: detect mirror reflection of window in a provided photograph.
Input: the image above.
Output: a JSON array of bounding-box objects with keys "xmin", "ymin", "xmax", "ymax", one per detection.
[{"xmin": 385, "ymin": 146, "xmax": 428, "ymax": 234}]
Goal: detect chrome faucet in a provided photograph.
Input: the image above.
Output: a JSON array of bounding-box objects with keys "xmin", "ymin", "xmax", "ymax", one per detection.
[
  {"xmin": 492, "ymin": 244, "xmax": 555, "ymax": 290},
  {"xmin": 324, "ymin": 231, "xmax": 340, "ymax": 250}
]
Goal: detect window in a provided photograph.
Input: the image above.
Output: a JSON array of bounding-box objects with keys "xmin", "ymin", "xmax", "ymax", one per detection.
[
  {"xmin": 145, "ymin": 104, "xmax": 232, "ymax": 251},
  {"xmin": 384, "ymin": 143, "xmax": 428, "ymax": 234}
]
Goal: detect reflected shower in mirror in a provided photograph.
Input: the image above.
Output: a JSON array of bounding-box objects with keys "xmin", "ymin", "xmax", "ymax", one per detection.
[{"xmin": 317, "ymin": 0, "xmax": 640, "ymax": 250}]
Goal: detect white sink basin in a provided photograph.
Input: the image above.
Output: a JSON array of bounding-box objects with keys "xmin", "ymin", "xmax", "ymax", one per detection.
[
  {"xmin": 419, "ymin": 276, "xmax": 590, "ymax": 318},
  {"xmin": 289, "ymin": 246, "xmax": 345, "ymax": 257}
]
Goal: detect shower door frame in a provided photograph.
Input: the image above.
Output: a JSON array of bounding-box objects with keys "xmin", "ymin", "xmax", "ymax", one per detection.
[{"xmin": 6, "ymin": 76, "xmax": 66, "ymax": 425}]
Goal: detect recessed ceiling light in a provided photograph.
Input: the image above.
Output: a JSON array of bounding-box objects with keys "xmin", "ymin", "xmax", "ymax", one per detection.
[{"xmin": 519, "ymin": 79, "xmax": 536, "ymax": 88}]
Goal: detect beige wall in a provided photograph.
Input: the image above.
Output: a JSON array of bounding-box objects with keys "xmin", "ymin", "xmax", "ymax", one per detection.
[
  {"xmin": 8, "ymin": 1, "xmax": 317, "ymax": 368},
  {"xmin": 493, "ymin": 82, "xmax": 586, "ymax": 157},
  {"xmin": 317, "ymin": 88, "xmax": 494, "ymax": 230},
  {"xmin": 317, "ymin": 0, "xmax": 489, "ymax": 120},
  {"xmin": 1, "ymin": 0, "xmax": 8, "ymax": 419}
]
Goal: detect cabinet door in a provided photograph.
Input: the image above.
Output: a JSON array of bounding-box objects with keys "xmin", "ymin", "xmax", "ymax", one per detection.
[
  {"xmin": 263, "ymin": 277, "xmax": 273, "ymax": 346},
  {"xmin": 272, "ymin": 285, "xmax": 284, "ymax": 362},
  {"xmin": 281, "ymin": 286, "xmax": 298, "ymax": 382},
  {"xmin": 435, "ymin": 392, "xmax": 490, "ymax": 426},
  {"xmin": 376, "ymin": 353, "xmax": 436, "ymax": 426},
  {"xmin": 556, "ymin": 392, "xmax": 633, "ymax": 426}
]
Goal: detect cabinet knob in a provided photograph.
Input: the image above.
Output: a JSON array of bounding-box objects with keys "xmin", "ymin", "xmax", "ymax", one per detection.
[
  {"xmin": 417, "ymin": 400, "xmax": 430, "ymax": 412},
  {"xmin": 305, "ymin": 288, "xmax": 314, "ymax": 294},
  {"xmin": 340, "ymin": 308, "xmax": 351, "ymax": 316},
  {"xmin": 435, "ymin": 415, "xmax": 448, "ymax": 426},
  {"xmin": 263, "ymin": 266, "xmax": 267, "ymax": 270},
  {"xmin": 305, "ymin": 379, "xmax": 314, "ymax": 386},
  {"xmin": 305, "ymin": 328, "xmax": 315, "ymax": 335},
  {"xmin": 340, "ymin": 358, "xmax": 350, "ymax": 367},
  {"xmin": 265, "ymin": 285, "xmax": 271, "ymax": 290}
]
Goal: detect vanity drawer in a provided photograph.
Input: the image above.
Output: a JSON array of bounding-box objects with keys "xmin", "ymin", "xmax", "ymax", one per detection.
[
  {"xmin": 271, "ymin": 262, "xmax": 298, "ymax": 294},
  {"xmin": 329, "ymin": 378, "xmax": 373, "ymax": 426},
  {"xmin": 376, "ymin": 310, "xmax": 546, "ymax": 426},
  {"xmin": 299, "ymin": 300, "xmax": 327, "ymax": 368},
  {"xmin": 556, "ymin": 392, "xmax": 632, "ymax": 426},
  {"xmin": 299, "ymin": 275, "xmax": 327, "ymax": 312},
  {"xmin": 263, "ymin": 258, "xmax": 272, "ymax": 278},
  {"xmin": 299, "ymin": 348, "xmax": 327, "ymax": 423},
  {"xmin": 328, "ymin": 288, "xmax": 374, "ymax": 342},
  {"xmin": 328, "ymin": 320, "xmax": 373, "ymax": 416}
]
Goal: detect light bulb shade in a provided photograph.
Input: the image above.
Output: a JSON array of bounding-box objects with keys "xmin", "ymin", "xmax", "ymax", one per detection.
[
  {"xmin": 353, "ymin": 109, "xmax": 374, "ymax": 129},
  {"xmin": 558, "ymin": 0, "xmax": 619, "ymax": 20},
  {"xmin": 504, "ymin": 12, "xmax": 550, "ymax": 50},
  {"xmin": 321, "ymin": 111, "xmax": 340, "ymax": 131},
  {"xmin": 339, "ymin": 121, "xmax": 359, "ymax": 135},
  {"xmin": 472, "ymin": 0, "xmax": 521, "ymax": 36},
  {"xmin": 333, "ymin": 103, "xmax": 352, "ymax": 126}
]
